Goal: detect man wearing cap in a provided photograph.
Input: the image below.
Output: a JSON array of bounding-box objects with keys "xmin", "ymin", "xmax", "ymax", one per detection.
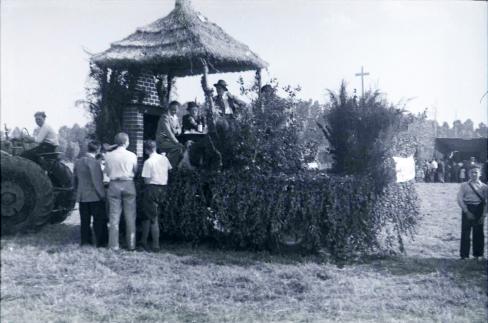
[
  {"xmin": 457, "ymin": 165, "xmax": 487, "ymax": 260},
  {"xmin": 21, "ymin": 111, "xmax": 59, "ymax": 163},
  {"xmin": 104, "ymin": 132, "xmax": 138, "ymax": 251},
  {"xmin": 156, "ymin": 100, "xmax": 184, "ymax": 167},
  {"xmin": 140, "ymin": 140, "xmax": 172, "ymax": 252}
]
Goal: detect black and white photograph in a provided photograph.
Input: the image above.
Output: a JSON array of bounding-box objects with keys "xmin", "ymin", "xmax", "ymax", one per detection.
[{"xmin": 1, "ymin": 0, "xmax": 487, "ymax": 321}]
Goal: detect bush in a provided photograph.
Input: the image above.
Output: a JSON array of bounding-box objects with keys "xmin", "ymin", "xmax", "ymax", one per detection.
[
  {"xmin": 320, "ymin": 82, "xmax": 413, "ymax": 191},
  {"xmin": 146, "ymin": 82, "xmax": 420, "ymax": 259},
  {"xmin": 153, "ymin": 169, "xmax": 419, "ymax": 259}
]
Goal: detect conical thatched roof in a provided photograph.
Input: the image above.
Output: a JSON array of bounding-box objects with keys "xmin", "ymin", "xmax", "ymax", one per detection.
[{"xmin": 91, "ymin": 0, "xmax": 268, "ymax": 77}]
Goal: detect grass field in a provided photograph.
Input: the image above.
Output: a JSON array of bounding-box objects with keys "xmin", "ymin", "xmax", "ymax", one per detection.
[{"xmin": 1, "ymin": 183, "xmax": 487, "ymax": 322}]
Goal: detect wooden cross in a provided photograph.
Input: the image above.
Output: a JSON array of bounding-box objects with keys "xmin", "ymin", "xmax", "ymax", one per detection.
[{"xmin": 355, "ymin": 66, "xmax": 370, "ymax": 97}]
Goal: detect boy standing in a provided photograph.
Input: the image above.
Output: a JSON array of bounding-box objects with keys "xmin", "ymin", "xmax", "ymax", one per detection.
[
  {"xmin": 73, "ymin": 140, "xmax": 108, "ymax": 247},
  {"xmin": 457, "ymin": 165, "xmax": 487, "ymax": 260},
  {"xmin": 140, "ymin": 140, "xmax": 172, "ymax": 251}
]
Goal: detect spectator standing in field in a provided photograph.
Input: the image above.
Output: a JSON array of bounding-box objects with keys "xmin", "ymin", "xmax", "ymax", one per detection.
[
  {"xmin": 156, "ymin": 100, "xmax": 184, "ymax": 167},
  {"xmin": 104, "ymin": 133, "xmax": 138, "ymax": 251},
  {"xmin": 457, "ymin": 165, "xmax": 487, "ymax": 260},
  {"xmin": 459, "ymin": 163, "xmax": 467, "ymax": 182},
  {"xmin": 452, "ymin": 162, "xmax": 460, "ymax": 182},
  {"xmin": 21, "ymin": 111, "xmax": 59, "ymax": 163},
  {"xmin": 140, "ymin": 140, "xmax": 172, "ymax": 252},
  {"xmin": 469, "ymin": 156, "xmax": 477, "ymax": 167},
  {"xmin": 73, "ymin": 140, "xmax": 108, "ymax": 247},
  {"xmin": 423, "ymin": 161, "xmax": 430, "ymax": 182},
  {"xmin": 429, "ymin": 159, "xmax": 438, "ymax": 182},
  {"xmin": 436, "ymin": 158, "xmax": 445, "ymax": 183},
  {"xmin": 445, "ymin": 160, "xmax": 452, "ymax": 183},
  {"xmin": 482, "ymin": 159, "xmax": 488, "ymax": 184}
]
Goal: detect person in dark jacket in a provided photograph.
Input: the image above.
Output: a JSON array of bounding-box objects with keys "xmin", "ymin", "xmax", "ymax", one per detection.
[
  {"xmin": 182, "ymin": 102, "xmax": 205, "ymax": 133},
  {"xmin": 212, "ymin": 80, "xmax": 246, "ymax": 118},
  {"xmin": 73, "ymin": 140, "xmax": 108, "ymax": 247},
  {"xmin": 156, "ymin": 101, "xmax": 184, "ymax": 167}
]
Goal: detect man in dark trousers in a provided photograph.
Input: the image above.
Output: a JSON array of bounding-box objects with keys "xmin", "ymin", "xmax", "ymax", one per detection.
[
  {"xmin": 73, "ymin": 140, "xmax": 108, "ymax": 247},
  {"xmin": 457, "ymin": 165, "xmax": 487, "ymax": 260}
]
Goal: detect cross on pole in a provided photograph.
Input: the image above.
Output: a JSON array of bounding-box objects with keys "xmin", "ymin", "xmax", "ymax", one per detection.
[{"xmin": 355, "ymin": 66, "xmax": 370, "ymax": 97}]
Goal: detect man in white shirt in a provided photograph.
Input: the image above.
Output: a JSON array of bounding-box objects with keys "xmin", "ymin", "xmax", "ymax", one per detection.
[
  {"xmin": 21, "ymin": 111, "xmax": 59, "ymax": 163},
  {"xmin": 140, "ymin": 140, "xmax": 172, "ymax": 252},
  {"xmin": 104, "ymin": 132, "xmax": 138, "ymax": 251}
]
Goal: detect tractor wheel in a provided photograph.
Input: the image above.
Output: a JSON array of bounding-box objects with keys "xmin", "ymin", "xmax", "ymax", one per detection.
[
  {"xmin": 1, "ymin": 153, "xmax": 54, "ymax": 235},
  {"xmin": 48, "ymin": 161, "xmax": 76, "ymax": 224}
]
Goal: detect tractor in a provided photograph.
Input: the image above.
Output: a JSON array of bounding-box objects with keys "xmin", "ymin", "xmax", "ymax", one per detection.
[{"xmin": 1, "ymin": 128, "xmax": 76, "ymax": 235}]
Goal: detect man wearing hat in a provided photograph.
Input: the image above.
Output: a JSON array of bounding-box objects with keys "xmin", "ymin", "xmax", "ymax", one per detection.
[{"xmin": 212, "ymin": 79, "xmax": 246, "ymax": 118}]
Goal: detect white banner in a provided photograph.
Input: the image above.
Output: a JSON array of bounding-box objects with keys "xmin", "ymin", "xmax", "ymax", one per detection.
[{"xmin": 392, "ymin": 155, "xmax": 416, "ymax": 183}]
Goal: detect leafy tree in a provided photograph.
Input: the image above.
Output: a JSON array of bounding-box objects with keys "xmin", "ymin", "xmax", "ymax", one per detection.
[
  {"xmin": 438, "ymin": 121, "xmax": 450, "ymax": 138},
  {"xmin": 79, "ymin": 64, "xmax": 142, "ymax": 143},
  {"xmin": 461, "ymin": 119, "xmax": 474, "ymax": 138},
  {"xmin": 452, "ymin": 119, "xmax": 462, "ymax": 137},
  {"xmin": 475, "ymin": 122, "xmax": 487, "ymax": 138},
  {"xmin": 57, "ymin": 123, "xmax": 92, "ymax": 161},
  {"xmin": 227, "ymin": 79, "xmax": 323, "ymax": 173}
]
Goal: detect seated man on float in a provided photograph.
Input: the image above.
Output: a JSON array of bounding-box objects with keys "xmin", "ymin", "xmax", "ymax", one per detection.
[
  {"xmin": 155, "ymin": 100, "xmax": 184, "ymax": 167},
  {"xmin": 182, "ymin": 101, "xmax": 205, "ymax": 133},
  {"xmin": 21, "ymin": 111, "xmax": 60, "ymax": 163}
]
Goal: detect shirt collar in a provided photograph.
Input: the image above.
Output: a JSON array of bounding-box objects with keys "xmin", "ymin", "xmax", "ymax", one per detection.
[{"xmin": 87, "ymin": 152, "xmax": 96, "ymax": 158}]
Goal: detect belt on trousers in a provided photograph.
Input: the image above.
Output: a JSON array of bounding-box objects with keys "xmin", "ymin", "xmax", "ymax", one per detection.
[{"xmin": 110, "ymin": 178, "xmax": 133, "ymax": 182}]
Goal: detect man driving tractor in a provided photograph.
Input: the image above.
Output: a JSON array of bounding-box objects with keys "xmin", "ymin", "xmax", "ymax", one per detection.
[{"xmin": 21, "ymin": 111, "xmax": 59, "ymax": 163}]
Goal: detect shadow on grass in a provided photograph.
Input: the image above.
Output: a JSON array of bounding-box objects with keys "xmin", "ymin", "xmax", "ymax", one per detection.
[
  {"xmin": 155, "ymin": 241, "xmax": 330, "ymax": 267},
  {"xmin": 1, "ymin": 222, "xmax": 79, "ymax": 250},
  {"xmin": 2, "ymin": 218, "xmax": 485, "ymax": 280},
  {"xmin": 361, "ymin": 254, "xmax": 486, "ymax": 279}
]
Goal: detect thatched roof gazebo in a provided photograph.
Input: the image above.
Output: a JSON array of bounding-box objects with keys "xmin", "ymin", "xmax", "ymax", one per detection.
[
  {"xmin": 92, "ymin": 0, "xmax": 267, "ymax": 76},
  {"xmin": 90, "ymin": 0, "xmax": 267, "ymax": 157}
]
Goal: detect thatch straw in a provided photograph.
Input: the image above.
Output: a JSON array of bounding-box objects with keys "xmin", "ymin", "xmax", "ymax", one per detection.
[{"xmin": 91, "ymin": 0, "xmax": 268, "ymax": 77}]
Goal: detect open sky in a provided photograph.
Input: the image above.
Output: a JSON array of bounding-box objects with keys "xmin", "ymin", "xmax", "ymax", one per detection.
[{"xmin": 1, "ymin": 0, "xmax": 486, "ymax": 132}]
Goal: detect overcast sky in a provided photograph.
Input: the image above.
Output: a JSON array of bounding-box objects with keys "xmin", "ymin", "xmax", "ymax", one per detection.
[{"xmin": 1, "ymin": 0, "xmax": 486, "ymax": 132}]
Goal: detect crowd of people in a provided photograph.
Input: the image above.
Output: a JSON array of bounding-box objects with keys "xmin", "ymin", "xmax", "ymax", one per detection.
[
  {"xmin": 18, "ymin": 79, "xmax": 258, "ymax": 251},
  {"xmin": 419, "ymin": 157, "xmax": 487, "ymax": 184}
]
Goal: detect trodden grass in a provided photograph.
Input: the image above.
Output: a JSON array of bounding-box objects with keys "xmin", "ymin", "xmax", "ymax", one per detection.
[{"xmin": 1, "ymin": 183, "xmax": 486, "ymax": 322}]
